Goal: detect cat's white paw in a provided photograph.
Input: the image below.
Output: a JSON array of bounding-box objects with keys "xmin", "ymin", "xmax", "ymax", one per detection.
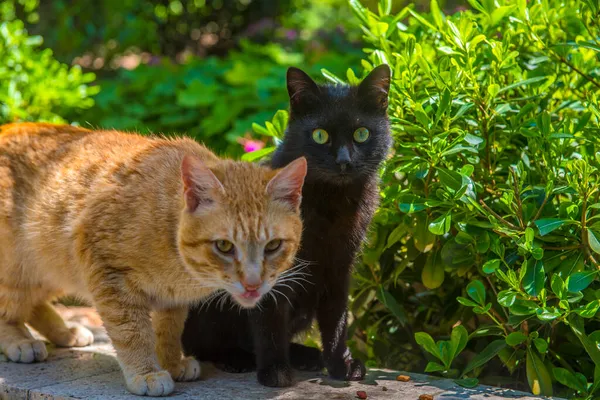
[
  {"xmin": 52, "ymin": 324, "xmax": 94, "ymax": 347},
  {"xmin": 125, "ymin": 370, "xmax": 175, "ymax": 397},
  {"xmin": 4, "ymin": 339, "xmax": 48, "ymax": 363},
  {"xmin": 68, "ymin": 325, "xmax": 94, "ymax": 347},
  {"xmin": 169, "ymin": 356, "xmax": 201, "ymax": 382}
]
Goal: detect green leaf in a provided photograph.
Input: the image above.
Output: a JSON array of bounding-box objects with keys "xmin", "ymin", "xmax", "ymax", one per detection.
[
  {"xmin": 506, "ymin": 332, "xmax": 527, "ymax": 346},
  {"xmin": 536, "ymin": 307, "xmax": 562, "ymax": 321},
  {"xmin": 457, "ymin": 296, "xmax": 478, "ymax": 307},
  {"xmin": 454, "ymin": 378, "xmax": 479, "ymax": 388},
  {"xmin": 240, "ymin": 146, "xmax": 275, "ymax": 162},
  {"xmin": 533, "ymin": 338, "xmax": 548, "ymax": 354},
  {"xmin": 398, "ymin": 194, "xmax": 428, "ymax": 213},
  {"xmin": 523, "ymin": 259, "xmax": 545, "ymax": 296},
  {"xmin": 568, "ymin": 314, "xmax": 600, "ymax": 369},
  {"xmin": 551, "ymin": 274, "xmax": 566, "ymax": 299},
  {"xmin": 252, "ymin": 122, "xmax": 271, "ymax": 136},
  {"xmin": 437, "ymin": 168, "xmax": 464, "ymax": 191},
  {"xmin": 321, "ymin": 68, "xmax": 345, "ymax": 84},
  {"xmin": 497, "ymin": 76, "xmax": 547, "ymax": 94},
  {"xmin": 497, "ymin": 290, "xmax": 517, "ymax": 307},
  {"xmin": 349, "ymin": 0, "xmax": 369, "ymax": 24},
  {"xmin": 425, "ymin": 361, "xmax": 446, "ymax": 372},
  {"xmin": 553, "ymin": 367, "xmax": 588, "ymax": 393},
  {"xmin": 376, "ymin": 286, "xmax": 407, "ymax": 326},
  {"xmin": 430, "ymin": 0, "xmax": 444, "ymax": 29},
  {"xmin": 534, "ymin": 218, "xmax": 565, "ymax": 236},
  {"xmin": 575, "ymin": 300, "xmax": 600, "ymax": 318},
  {"xmin": 271, "ymin": 110, "xmax": 289, "ymax": 136},
  {"xmin": 588, "ymin": 229, "xmax": 600, "ymax": 254},
  {"xmin": 428, "ymin": 213, "xmax": 452, "ymax": 235},
  {"xmin": 482, "ymin": 259, "xmax": 500, "ymax": 274},
  {"xmin": 568, "ymin": 271, "xmax": 597, "ymax": 292},
  {"xmin": 466, "ymin": 280, "xmax": 486, "ymax": 305},
  {"xmin": 415, "ymin": 332, "xmax": 441, "ymax": 359},
  {"xmin": 577, "ymin": 39, "xmax": 600, "ymax": 53},
  {"xmin": 449, "ymin": 325, "xmax": 468, "ymax": 362},
  {"xmin": 462, "ymin": 340, "xmax": 507, "ymax": 375},
  {"xmin": 526, "ymin": 346, "xmax": 553, "ymax": 396},
  {"xmin": 407, "ymin": 8, "xmax": 437, "ymax": 31}
]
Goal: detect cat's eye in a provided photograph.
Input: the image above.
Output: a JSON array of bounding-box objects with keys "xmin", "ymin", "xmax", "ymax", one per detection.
[
  {"xmin": 312, "ymin": 129, "xmax": 329, "ymax": 144},
  {"xmin": 265, "ymin": 239, "xmax": 282, "ymax": 253},
  {"xmin": 215, "ymin": 240, "xmax": 234, "ymax": 255},
  {"xmin": 353, "ymin": 127, "xmax": 370, "ymax": 143}
]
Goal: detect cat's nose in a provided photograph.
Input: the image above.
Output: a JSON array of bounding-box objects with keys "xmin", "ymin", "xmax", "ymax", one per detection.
[
  {"xmin": 242, "ymin": 278, "xmax": 262, "ymax": 292},
  {"xmin": 336, "ymin": 146, "xmax": 351, "ymax": 168}
]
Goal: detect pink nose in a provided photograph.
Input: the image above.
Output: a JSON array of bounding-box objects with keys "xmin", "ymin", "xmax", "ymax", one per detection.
[{"xmin": 242, "ymin": 280, "xmax": 262, "ymax": 292}]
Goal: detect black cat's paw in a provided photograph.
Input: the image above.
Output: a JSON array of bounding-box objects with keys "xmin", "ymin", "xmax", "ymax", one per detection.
[
  {"xmin": 327, "ymin": 358, "xmax": 366, "ymax": 381},
  {"xmin": 290, "ymin": 344, "xmax": 324, "ymax": 371},
  {"xmin": 257, "ymin": 363, "xmax": 294, "ymax": 387},
  {"xmin": 213, "ymin": 351, "xmax": 256, "ymax": 373}
]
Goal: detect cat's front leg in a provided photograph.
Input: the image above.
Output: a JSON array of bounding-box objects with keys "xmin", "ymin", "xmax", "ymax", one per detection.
[
  {"xmin": 93, "ymin": 289, "xmax": 174, "ymax": 397},
  {"xmin": 153, "ymin": 307, "xmax": 201, "ymax": 382},
  {"xmin": 250, "ymin": 300, "xmax": 293, "ymax": 387},
  {"xmin": 316, "ymin": 281, "xmax": 366, "ymax": 381}
]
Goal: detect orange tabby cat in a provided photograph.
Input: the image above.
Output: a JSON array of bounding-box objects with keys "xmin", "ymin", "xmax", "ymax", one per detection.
[{"xmin": 0, "ymin": 123, "xmax": 306, "ymax": 396}]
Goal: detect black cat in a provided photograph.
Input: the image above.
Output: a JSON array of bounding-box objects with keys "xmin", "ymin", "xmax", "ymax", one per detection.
[{"xmin": 182, "ymin": 65, "xmax": 392, "ymax": 387}]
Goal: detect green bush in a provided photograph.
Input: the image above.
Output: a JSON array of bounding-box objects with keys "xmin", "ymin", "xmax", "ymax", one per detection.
[
  {"xmin": 251, "ymin": 0, "xmax": 600, "ymax": 396},
  {"xmin": 345, "ymin": 0, "xmax": 600, "ymax": 397},
  {"xmin": 84, "ymin": 40, "xmax": 359, "ymax": 155},
  {"xmin": 0, "ymin": 20, "xmax": 98, "ymax": 124}
]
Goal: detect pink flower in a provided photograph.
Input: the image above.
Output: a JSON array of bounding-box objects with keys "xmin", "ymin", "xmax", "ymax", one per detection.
[{"xmin": 242, "ymin": 139, "xmax": 265, "ymax": 153}]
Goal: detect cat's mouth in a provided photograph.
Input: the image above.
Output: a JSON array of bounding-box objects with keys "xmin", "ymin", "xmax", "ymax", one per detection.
[{"xmin": 229, "ymin": 282, "xmax": 271, "ymax": 308}]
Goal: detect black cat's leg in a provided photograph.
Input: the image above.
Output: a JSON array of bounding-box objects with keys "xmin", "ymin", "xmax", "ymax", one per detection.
[
  {"xmin": 213, "ymin": 348, "xmax": 256, "ymax": 373},
  {"xmin": 289, "ymin": 343, "xmax": 324, "ymax": 371},
  {"xmin": 250, "ymin": 301, "xmax": 294, "ymax": 387},
  {"xmin": 316, "ymin": 279, "xmax": 366, "ymax": 381}
]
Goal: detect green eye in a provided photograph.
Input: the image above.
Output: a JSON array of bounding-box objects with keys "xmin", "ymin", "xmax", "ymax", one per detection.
[
  {"xmin": 312, "ymin": 129, "xmax": 329, "ymax": 144},
  {"xmin": 353, "ymin": 127, "xmax": 370, "ymax": 143},
  {"xmin": 265, "ymin": 239, "xmax": 282, "ymax": 253},
  {"xmin": 215, "ymin": 240, "xmax": 234, "ymax": 254}
]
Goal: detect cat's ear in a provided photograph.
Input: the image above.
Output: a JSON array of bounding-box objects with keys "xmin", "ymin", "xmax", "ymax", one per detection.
[
  {"xmin": 358, "ymin": 64, "xmax": 391, "ymax": 112},
  {"xmin": 287, "ymin": 67, "xmax": 320, "ymax": 112},
  {"xmin": 181, "ymin": 155, "xmax": 225, "ymax": 212},
  {"xmin": 266, "ymin": 157, "xmax": 307, "ymax": 211}
]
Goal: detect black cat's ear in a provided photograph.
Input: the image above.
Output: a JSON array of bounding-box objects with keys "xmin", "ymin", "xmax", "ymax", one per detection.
[
  {"xmin": 287, "ymin": 67, "xmax": 320, "ymax": 112},
  {"xmin": 358, "ymin": 64, "xmax": 391, "ymax": 112}
]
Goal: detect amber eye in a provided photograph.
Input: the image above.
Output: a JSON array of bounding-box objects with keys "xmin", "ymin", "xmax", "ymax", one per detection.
[
  {"xmin": 265, "ymin": 239, "xmax": 282, "ymax": 253},
  {"xmin": 353, "ymin": 127, "xmax": 370, "ymax": 143},
  {"xmin": 215, "ymin": 240, "xmax": 234, "ymax": 255},
  {"xmin": 312, "ymin": 129, "xmax": 329, "ymax": 144}
]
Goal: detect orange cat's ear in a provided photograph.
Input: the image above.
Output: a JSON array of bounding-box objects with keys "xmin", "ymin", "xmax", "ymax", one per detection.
[
  {"xmin": 181, "ymin": 155, "xmax": 225, "ymax": 212},
  {"xmin": 266, "ymin": 157, "xmax": 307, "ymax": 211}
]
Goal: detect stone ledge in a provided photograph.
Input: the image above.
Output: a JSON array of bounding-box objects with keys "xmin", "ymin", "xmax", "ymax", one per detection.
[
  {"xmin": 0, "ymin": 341, "xmax": 545, "ymax": 400},
  {"xmin": 0, "ymin": 310, "xmax": 547, "ymax": 400}
]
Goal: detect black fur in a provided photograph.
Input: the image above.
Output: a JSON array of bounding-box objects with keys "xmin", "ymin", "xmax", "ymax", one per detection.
[{"xmin": 182, "ymin": 65, "xmax": 392, "ymax": 387}]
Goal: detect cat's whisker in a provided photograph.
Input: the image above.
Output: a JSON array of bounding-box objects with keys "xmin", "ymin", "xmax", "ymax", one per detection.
[
  {"xmin": 267, "ymin": 290, "xmax": 278, "ymax": 307},
  {"xmin": 270, "ymin": 288, "xmax": 293, "ymax": 308}
]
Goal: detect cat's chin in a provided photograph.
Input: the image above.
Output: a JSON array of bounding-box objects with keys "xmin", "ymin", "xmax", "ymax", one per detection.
[{"xmin": 230, "ymin": 294, "xmax": 263, "ymax": 309}]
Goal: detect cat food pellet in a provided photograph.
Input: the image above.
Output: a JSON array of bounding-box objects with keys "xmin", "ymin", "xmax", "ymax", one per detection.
[
  {"xmin": 382, "ymin": 386, "xmax": 388, "ymax": 391},
  {"xmin": 356, "ymin": 390, "xmax": 368, "ymax": 399},
  {"xmin": 419, "ymin": 395, "xmax": 434, "ymax": 400},
  {"xmin": 396, "ymin": 374, "xmax": 410, "ymax": 382}
]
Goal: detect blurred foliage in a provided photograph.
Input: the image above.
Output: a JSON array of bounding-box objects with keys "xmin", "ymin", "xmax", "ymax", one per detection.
[
  {"xmin": 345, "ymin": 0, "xmax": 600, "ymax": 397},
  {"xmin": 0, "ymin": 20, "xmax": 98, "ymax": 124},
  {"xmin": 82, "ymin": 39, "xmax": 360, "ymax": 155},
  {"xmin": 5, "ymin": 0, "xmax": 291, "ymax": 62}
]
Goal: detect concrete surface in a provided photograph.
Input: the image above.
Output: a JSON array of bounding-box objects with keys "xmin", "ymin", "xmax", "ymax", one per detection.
[{"xmin": 0, "ymin": 316, "xmax": 546, "ymax": 399}]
